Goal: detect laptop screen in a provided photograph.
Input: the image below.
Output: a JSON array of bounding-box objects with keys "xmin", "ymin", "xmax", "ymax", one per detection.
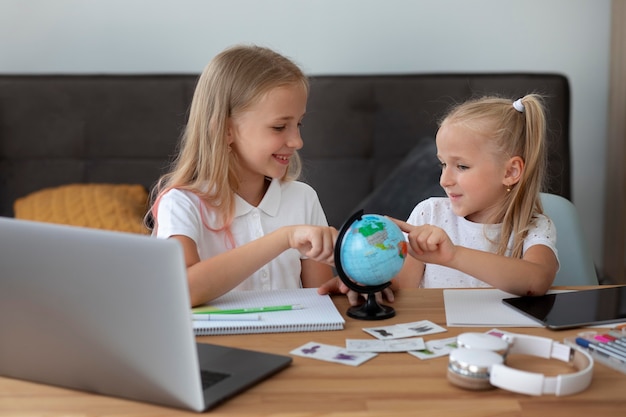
[{"xmin": 0, "ymin": 218, "xmax": 290, "ymax": 411}]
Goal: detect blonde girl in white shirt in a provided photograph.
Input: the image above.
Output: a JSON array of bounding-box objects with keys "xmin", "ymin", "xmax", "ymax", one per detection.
[
  {"xmin": 392, "ymin": 94, "xmax": 559, "ymax": 296},
  {"xmin": 149, "ymin": 45, "xmax": 339, "ymax": 306}
]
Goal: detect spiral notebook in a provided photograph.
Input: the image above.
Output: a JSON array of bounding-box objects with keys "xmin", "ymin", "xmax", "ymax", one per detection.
[{"xmin": 192, "ymin": 288, "xmax": 345, "ymax": 335}]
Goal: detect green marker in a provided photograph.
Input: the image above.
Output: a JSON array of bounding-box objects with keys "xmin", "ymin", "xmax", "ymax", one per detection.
[{"xmin": 192, "ymin": 304, "xmax": 304, "ymax": 314}]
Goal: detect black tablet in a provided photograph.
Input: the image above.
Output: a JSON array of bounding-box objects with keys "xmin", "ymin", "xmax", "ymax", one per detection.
[{"xmin": 502, "ymin": 286, "xmax": 626, "ymax": 330}]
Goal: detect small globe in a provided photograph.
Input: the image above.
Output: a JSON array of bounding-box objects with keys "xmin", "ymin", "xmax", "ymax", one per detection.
[
  {"xmin": 334, "ymin": 211, "xmax": 408, "ymax": 320},
  {"xmin": 338, "ymin": 213, "xmax": 408, "ymax": 286}
]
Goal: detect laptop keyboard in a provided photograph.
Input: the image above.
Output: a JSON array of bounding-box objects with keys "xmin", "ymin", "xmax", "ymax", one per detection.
[{"xmin": 200, "ymin": 370, "xmax": 230, "ymax": 390}]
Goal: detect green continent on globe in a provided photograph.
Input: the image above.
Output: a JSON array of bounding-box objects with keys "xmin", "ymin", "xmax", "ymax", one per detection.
[{"xmin": 356, "ymin": 219, "xmax": 398, "ymax": 251}]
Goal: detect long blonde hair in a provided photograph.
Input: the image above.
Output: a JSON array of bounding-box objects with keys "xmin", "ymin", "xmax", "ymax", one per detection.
[
  {"xmin": 149, "ymin": 45, "xmax": 308, "ymax": 234},
  {"xmin": 439, "ymin": 94, "xmax": 548, "ymax": 258}
]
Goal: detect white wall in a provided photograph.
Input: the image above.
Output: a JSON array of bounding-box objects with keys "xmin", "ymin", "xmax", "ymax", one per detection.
[{"xmin": 0, "ymin": 0, "xmax": 612, "ymax": 272}]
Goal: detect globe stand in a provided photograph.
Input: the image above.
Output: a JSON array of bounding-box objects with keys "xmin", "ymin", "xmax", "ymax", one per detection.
[
  {"xmin": 334, "ymin": 210, "xmax": 396, "ymax": 321},
  {"xmin": 345, "ymin": 288, "xmax": 396, "ymax": 320}
]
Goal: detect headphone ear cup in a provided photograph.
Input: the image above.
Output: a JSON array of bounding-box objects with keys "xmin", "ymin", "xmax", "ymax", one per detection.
[
  {"xmin": 447, "ymin": 348, "xmax": 503, "ymax": 391},
  {"xmin": 447, "ymin": 366, "xmax": 493, "ymax": 390}
]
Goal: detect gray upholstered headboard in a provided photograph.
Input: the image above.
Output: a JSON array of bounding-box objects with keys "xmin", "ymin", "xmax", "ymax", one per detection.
[{"xmin": 0, "ymin": 73, "xmax": 569, "ymax": 228}]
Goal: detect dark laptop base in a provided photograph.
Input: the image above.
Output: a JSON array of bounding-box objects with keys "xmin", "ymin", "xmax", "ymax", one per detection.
[{"xmin": 197, "ymin": 343, "xmax": 292, "ymax": 410}]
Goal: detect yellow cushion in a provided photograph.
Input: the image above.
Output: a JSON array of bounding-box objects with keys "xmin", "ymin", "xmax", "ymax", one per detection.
[{"xmin": 14, "ymin": 183, "xmax": 150, "ymax": 234}]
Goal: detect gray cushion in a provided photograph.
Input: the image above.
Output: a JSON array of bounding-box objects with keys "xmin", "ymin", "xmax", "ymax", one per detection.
[{"xmin": 352, "ymin": 137, "xmax": 445, "ymax": 223}]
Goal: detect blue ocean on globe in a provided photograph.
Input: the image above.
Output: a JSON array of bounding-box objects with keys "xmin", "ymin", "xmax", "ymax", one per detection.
[{"xmin": 338, "ymin": 214, "xmax": 408, "ymax": 286}]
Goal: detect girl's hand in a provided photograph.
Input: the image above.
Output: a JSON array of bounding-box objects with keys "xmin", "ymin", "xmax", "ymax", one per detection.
[
  {"xmin": 287, "ymin": 225, "xmax": 337, "ymax": 265},
  {"xmin": 390, "ymin": 218, "xmax": 457, "ymax": 267},
  {"xmin": 317, "ymin": 276, "xmax": 395, "ymax": 306}
]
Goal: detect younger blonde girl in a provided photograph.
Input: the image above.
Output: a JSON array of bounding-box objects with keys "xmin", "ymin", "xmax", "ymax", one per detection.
[{"xmin": 392, "ymin": 94, "xmax": 559, "ymax": 296}]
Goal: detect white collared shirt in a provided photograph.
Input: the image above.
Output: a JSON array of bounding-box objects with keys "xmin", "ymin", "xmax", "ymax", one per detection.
[{"xmin": 154, "ymin": 179, "xmax": 328, "ymax": 290}]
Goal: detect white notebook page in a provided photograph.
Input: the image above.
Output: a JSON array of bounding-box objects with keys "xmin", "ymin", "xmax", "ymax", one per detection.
[
  {"xmin": 192, "ymin": 288, "xmax": 345, "ymax": 335},
  {"xmin": 443, "ymin": 289, "xmax": 544, "ymax": 327}
]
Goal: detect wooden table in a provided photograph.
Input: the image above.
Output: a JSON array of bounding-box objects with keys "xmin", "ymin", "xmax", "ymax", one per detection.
[{"xmin": 1, "ymin": 288, "xmax": 625, "ymax": 416}]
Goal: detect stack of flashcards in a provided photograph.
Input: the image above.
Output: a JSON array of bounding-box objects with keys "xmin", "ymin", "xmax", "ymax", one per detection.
[{"xmin": 290, "ymin": 320, "xmax": 449, "ymax": 366}]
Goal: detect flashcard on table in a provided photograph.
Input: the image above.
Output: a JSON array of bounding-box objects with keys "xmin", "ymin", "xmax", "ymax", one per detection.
[
  {"xmin": 346, "ymin": 337, "xmax": 425, "ymax": 352},
  {"xmin": 362, "ymin": 320, "xmax": 447, "ymax": 340},
  {"xmin": 290, "ymin": 342, "xmax": 377, "ymax": 366},
  {"xmin": 407, "ymin": 336, "xmax": 458, "ymax": 360},
  {"xmin": 484, "ymin": 328, "xmax": 515, "ymax": 340}
]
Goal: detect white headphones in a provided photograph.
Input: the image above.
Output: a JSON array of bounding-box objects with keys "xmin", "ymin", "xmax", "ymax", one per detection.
[{"xmin": 447, "ymin": 332, "xmax": 594, "ymax": 396}]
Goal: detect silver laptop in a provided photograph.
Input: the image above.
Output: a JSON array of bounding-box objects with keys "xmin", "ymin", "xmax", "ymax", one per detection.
[{"xmin": 0, "ymin": 217, "xmax": 291, "ymax": 412}]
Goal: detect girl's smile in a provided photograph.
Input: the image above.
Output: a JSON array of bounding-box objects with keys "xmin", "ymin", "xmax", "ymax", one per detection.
[{"xmin": 273, "ymin": 153, "xmax": 293, "ymax": 165}]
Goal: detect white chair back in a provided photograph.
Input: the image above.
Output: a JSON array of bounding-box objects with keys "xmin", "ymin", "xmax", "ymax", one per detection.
[{"xmin": 540, "ymin": 193, "xmax": 598, "ymax": 286}]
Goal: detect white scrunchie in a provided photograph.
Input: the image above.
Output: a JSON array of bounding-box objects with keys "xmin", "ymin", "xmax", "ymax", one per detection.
[{"xmin": 513, "ymin": 98, "xmax": 525, "ymax": 113}]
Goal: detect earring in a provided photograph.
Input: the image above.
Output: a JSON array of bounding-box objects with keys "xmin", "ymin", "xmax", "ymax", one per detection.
[{"xmin": 506, "ymin": 185, "xmax": 511, "ymax": 193}]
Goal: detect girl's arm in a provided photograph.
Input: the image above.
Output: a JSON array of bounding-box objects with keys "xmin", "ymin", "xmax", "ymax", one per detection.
[
  {"xmin": 173, "ymin": 225, "xmax": 336, "ymax": 306},
  {"xmin": 444, "ymin": 244, "xmax": 558, "ymax": 296},
  {"xmin": 301, "ymin": 258, "xmax": 335, "ymax": 288},
  {"xmin": 392, "ymin": 219, "xmax": 558, "ymax": 296},
  {"xmin": 391, "ymin": 255, "xmax": 425, "ymax": 289}
]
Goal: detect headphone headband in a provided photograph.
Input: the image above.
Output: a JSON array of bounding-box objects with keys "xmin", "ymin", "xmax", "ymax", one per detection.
[{"xmin": 448, "ymin": 332, "xmax": 594, "ymax": 396}]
